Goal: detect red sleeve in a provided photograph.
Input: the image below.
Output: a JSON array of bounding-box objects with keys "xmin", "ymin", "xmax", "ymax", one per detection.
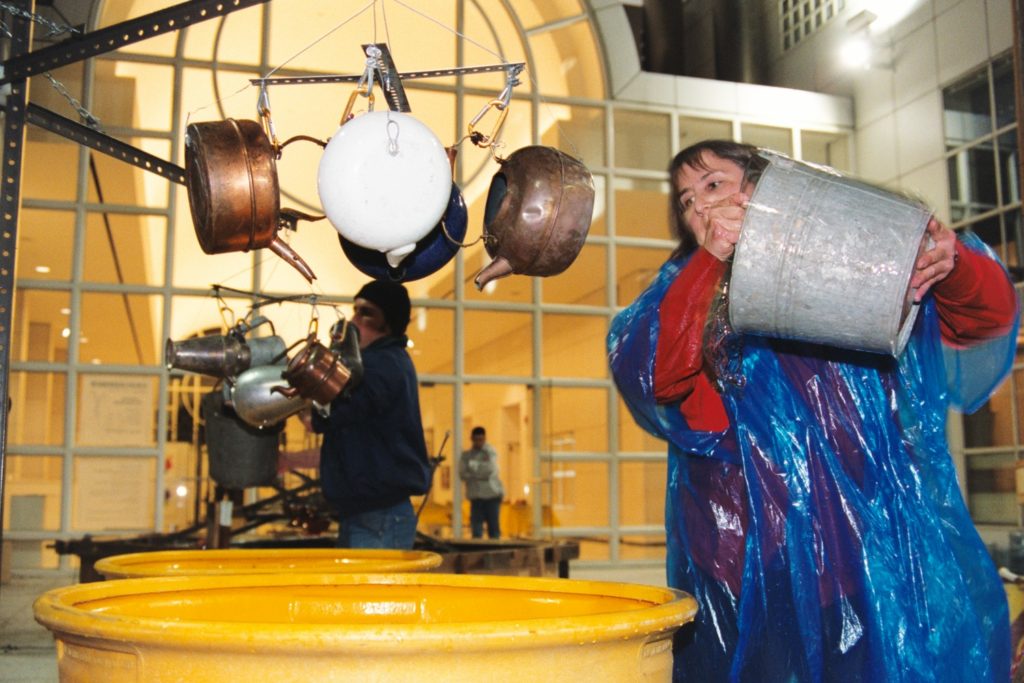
[
  {"xmin": 654, "ymin": 249, "xmax": 730, "ymax": 432},
  {"xmin": 932, "ymin": 240, "xmax": 1018, "ymax": 348}
]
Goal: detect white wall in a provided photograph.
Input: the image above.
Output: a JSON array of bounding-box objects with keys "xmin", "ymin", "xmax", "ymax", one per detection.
[{"xmin": 770, "ymin": 0, "xmax": 1015, "ymax": 220}]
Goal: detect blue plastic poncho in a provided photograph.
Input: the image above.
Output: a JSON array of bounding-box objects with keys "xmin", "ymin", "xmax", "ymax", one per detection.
[{"xmin": 608, "ymin": 234, "xmax": 1018, "ymax": 682}]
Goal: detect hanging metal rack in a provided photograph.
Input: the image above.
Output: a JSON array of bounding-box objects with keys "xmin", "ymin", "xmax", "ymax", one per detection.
[{"xmin": 0, "ymin": 0, "xmax": 526, "ymax": 572}]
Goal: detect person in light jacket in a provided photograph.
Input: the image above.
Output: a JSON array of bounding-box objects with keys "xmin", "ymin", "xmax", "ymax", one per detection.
[{"xmin": 458, "ymin": 426, "xmax": 504, "ymax": 539}]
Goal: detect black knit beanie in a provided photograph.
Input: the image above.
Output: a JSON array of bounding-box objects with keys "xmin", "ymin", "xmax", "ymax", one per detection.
[{"xmin": 355, "ymin": 280, "xmax": 411, "ymax": 336}]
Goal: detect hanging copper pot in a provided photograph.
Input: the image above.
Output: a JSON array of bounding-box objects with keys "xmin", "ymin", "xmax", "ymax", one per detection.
[
  {"xmin": 474, "ymin": 146, "xmax": 595, "ymax": 289},
  {"xmin": 274, "ymin": 336, "xmax": 352, "ymax": 405},
  {"xmin": 185, "ymin": 119, "xmax": 317, "ymax": 282}
]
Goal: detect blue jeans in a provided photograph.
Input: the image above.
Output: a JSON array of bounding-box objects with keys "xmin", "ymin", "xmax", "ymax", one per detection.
[
  {"xmin": 336, "ymin": 499, "xmax": 418, "ymax": 549},
  {"xmin": 469, "ymin": 497, "xmax": 502, "ymax": 539}
]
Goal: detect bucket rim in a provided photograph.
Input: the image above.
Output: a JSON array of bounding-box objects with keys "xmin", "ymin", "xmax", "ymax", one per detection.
[
  {"xmin": 93, "ymin": 547, "xmax": 444, "ymax": 579},
  {"xmin": 33, "ymin": 572, "xmax": 697, "ymax": 651}
]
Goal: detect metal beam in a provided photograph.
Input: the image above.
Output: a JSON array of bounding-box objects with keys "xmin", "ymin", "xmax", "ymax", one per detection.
[
  {"xmin": 0, "ymin": 0, "xmax": 271, "ymax": 86},
  {"xmin": 0, "ymin": 0, "xmax": 270, "ymax": 579},
  {"xmin": 0, "ymin": 0, "xmax": 34, "ymax": 592},
  {"xmin": 27, "ymin": 103, "xmax": 187, "ymax": 185},
  {"xmin": 1012, "ymin": 0, "xmax": 1024, "ymax": 212},
  {"xmin": 250, "ymin": 62, "xmax": 524, "ymax": 87}
]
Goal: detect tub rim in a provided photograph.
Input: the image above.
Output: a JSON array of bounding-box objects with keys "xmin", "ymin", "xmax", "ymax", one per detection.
[
  {"xmin": 92, "ymin": 547, "xmax": 444, "ymax": 579},
  {"xmin": 34, "ymin": 571, "xmax": 697, "ymax": 653}
]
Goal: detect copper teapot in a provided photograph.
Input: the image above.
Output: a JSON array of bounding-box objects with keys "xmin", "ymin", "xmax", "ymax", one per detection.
[
  {"xmin": 474, "ymin": 146, "xmax": 595, "ymax": 289},
  {"xmin": 184, "ymin": 118, "xmax": 319, "ymax": 282},
  {"xmin": 274, "ymin": 334, "xmax": 352, "ymax": 405}
]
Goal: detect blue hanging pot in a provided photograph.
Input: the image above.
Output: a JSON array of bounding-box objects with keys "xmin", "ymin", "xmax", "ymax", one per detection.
[{"xmin": 339, "ymin": 183, "xmax": 468, "ymax": 282}]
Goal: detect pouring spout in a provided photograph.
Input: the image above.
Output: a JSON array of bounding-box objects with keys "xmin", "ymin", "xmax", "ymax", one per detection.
[
  {"xmin": 386, "ymin": 243, "xmax": 416, "ymax": 268},
  {"xmin": 269, "ymin": 238, "xmax": 317, "ymax": 282},
  {"xmin": 473, "ymin": 256, "xmax": 514, "ymax": 290}
]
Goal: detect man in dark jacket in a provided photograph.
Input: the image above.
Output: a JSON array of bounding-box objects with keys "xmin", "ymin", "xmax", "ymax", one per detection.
[{"xmin": 312, "ymin": 280, "xmax": 431, "ymax": 549}]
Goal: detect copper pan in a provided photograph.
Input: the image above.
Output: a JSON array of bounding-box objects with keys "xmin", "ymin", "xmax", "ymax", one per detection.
[{"xmin": 185, "ymin": 119, "xmax": 317, "ymax": 282}]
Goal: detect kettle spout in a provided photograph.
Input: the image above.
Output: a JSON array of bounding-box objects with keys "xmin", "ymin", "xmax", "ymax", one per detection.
[
  {"xmin": 385, "ymin": 243, "xmax": 416, "ymax": 268},
  {"xmin": 269, "ymin": 237, "xmax": 317, "ymax": 283},
  {"xmin": 474, "ymin": 256, "xmax": 514, "ymax": 290}
]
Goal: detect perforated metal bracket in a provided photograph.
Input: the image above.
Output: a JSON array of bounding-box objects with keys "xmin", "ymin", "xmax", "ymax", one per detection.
[
  {"xmin": 0, "ymin": 0, "xmax": 34, "ymax": 574},
  {"xmin": 0, "ymin": 0, "xmax": 271, "ymax": 86},
  {"xmin": 250, "ymin": 62, "xmax": 525, "ymax": 89},
  {"xmin": 27, "ymin": 103, "xmax": 187, "ymax": 184},
  {"xmin": 361, "ymin": 43, "xmax": 409, "ymax": 112}
]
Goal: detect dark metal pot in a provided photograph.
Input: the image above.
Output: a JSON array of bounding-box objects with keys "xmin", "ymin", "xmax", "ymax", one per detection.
[
  {"xmin": 339, "ymin": 183, "xmax": 468, "ymax": 282},
  {"xmin": 184, "ymin": 119, "xmax": 317, "ymax": 282},
  {"xmin": 474, "ymin": 146, "xmax": 595, "ymax": 289},
  {"xmin": 201, "ymin": 390, "xmax": 280, "ymax": 490}
]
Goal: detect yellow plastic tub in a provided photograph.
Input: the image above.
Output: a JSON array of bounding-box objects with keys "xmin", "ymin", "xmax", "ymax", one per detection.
[
  {"xmin": 92, "ymin": 547, "xmax": 443, "ymax": 579},
  {"xmin": 34, "ymin": 572, "xmax": 696, "ymax": 682}
]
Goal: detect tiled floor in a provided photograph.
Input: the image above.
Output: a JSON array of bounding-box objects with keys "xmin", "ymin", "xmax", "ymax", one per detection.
[
  {"xmin": 1, "ymin": 564, "xmax": 667, "ymax": 682},
  {"xmin": 1, "ymin": 572, "xmax": 70, "ymax": 683}
]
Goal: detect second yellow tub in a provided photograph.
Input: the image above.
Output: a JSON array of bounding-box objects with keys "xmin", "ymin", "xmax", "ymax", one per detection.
[{"xmin": 93, "ymin": 547, "xmax": 443, "ymax": 579}]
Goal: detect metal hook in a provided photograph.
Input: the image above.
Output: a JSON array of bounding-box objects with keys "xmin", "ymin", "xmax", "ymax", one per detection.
[
  {"xmin": 215, "ymin": 292, "xmax": 235, "ymax": 330},
  {"xmin": 257, "ymin": 85, "xmax": 281, "ymax": 151},
  {"xmin": 340, "ymin": 83, "xmax": 376, "ymax": 125},
  {"xmin": 467, "ymin": 100, "xmax": 509, "ymax": 148},
  {"xmin": 466, "ymin": 64, "xmax": 522, "ymax": 148},
  {"xmin": 308, "ymin": 301, "xmax": 320, "ymax": 337}
]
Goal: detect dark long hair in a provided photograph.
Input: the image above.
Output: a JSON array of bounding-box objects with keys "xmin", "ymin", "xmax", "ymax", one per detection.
[{"xmin": 668, "ymin": 139, "xmax": 760, "ymax": 258}]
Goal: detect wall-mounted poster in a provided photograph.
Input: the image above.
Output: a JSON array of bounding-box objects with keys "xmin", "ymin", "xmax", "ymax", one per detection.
[
  {"xmin": 72, "ymin": 456, "xmax": 156, "ymax": 530},
  {"xmin": 77, "ymin": 375, "xmax": 156, "ymax": 446}
]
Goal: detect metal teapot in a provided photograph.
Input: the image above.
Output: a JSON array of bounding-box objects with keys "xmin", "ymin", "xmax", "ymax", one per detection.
[
  {"xmin": 317, "ymin": 110, "xmax": 452, "ymax": 268},
  {"xmin": 184, "ymin": 118, "xmax": 319, "ymax": 282},
  {"xmin": 274, "ymin": 335, "xmax": 352, "ymax": 406},
  {"xmin": 227, "ymin": 364, "xmax": 310, "ymax": 429},
  {"xmin": 474, "ymin": 146, "xmax": 595, "ymax": 289}
]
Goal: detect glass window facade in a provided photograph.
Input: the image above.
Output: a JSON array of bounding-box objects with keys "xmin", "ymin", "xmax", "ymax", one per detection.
[
  {"xmin": 5, "ymin": 0, "xmax": 851, "ymax": 571},
  {"xmin": 942, "ymin": 52, "xmax": 1023, "ymax": 526}
]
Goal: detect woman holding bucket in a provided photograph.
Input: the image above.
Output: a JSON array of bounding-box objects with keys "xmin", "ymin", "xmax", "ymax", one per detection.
[{"xmin": 608, "ymin": 139, "xmax": 1019, "ymax": 682}]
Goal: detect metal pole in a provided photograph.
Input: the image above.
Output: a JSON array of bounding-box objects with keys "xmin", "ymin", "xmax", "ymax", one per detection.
[
  {"xmin": 1012, "ymin": 0, "xmax": 1024, "ymax": 206},
  {"xmin": 0, "ymin": 0, "xmax": 34, "ymax": 588}
]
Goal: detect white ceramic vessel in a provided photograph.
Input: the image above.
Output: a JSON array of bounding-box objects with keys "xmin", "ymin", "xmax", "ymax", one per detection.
[{"xmin": 318, "ymin": 111, "xmax": 452, "ymax": 267}]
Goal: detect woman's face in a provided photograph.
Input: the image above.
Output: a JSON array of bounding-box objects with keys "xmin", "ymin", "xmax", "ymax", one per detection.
[{"xmin": 674, "ymin": 151, "xmax": 745, "ymax": 244}]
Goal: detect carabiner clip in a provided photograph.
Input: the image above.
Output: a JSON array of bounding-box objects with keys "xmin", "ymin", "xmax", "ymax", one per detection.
[
  {"xmin": 308, "ymin": 305, "xmax": 320, "ymax": 338},
  {"xmin": 257, "ymin": 86, "xmax": 281, "ymax": 152},
  {"xmin": 467, "ymin": 99, "xmax": 509, "ymax": 148},
  {"xmin": 215, "ymin": 294, "xmax": 235, "ymax": 331},
  {"xmin": 340, "ymin": 83, "xmax": 375, "ymax": 126}
]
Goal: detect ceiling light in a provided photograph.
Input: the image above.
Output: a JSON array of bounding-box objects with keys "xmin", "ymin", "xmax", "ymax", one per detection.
[
  {"xmin": 34, "ymin": 265, "xmax": 50, "ymax": 273},
  {"xmin": 60, "ymin": 307, "xmax": 71, "ymax": 315},
  {"xmin": 61, "ymin": 327, "xmax": 70, "ymax": 338},
  {"xmin": 839, "ymin": 37, "xmax": 871, "ymax": 69}
]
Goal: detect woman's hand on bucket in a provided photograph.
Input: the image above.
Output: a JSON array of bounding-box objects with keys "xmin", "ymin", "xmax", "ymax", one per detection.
[
  {"xmin": 911, "ymin": 217, "xmax": 957, "ymax": 301},
  {"xmin": 701, "ymin": 192, "xmax": 748, "ymax": 262}
]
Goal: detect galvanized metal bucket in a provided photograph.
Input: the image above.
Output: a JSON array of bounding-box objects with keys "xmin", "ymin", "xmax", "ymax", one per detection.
[
  {"xmin": 729, "ymin": 154, "xmax": 932, "ymax": 356},
  {"xmin": 201, "ymin": 390, "xmax": 280, "ymax": 489}
]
